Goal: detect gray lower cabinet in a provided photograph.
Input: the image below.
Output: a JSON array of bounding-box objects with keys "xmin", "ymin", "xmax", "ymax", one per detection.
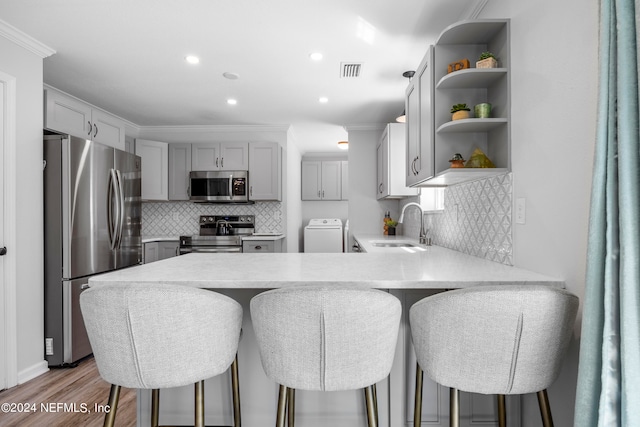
[
  {"xmin": 143, "ymin": 241, "xmax": 180, "ymax": 264},
  {"xmin": 242, "ymin": 239, "xmax": 283, "ymax": 253}
]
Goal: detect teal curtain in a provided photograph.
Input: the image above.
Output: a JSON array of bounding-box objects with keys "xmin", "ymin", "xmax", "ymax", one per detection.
[{"xmin": 574, "ymin": 0, "xmax": 640, "ymax": 425}]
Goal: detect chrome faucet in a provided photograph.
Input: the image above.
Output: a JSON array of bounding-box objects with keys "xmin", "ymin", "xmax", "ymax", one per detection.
[{"xmin": 399, "ymin": 202, "xmax": 428, "ymax": 245}]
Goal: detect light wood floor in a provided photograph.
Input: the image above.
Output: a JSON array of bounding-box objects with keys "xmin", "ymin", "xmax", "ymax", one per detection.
[{"xmin": 0, "ymin": 356, "xmax": 136, "ymax": 427}]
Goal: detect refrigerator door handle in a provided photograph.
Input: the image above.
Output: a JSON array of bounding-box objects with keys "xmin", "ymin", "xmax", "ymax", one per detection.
[
  {"xmin": 116, "ymin": 169, "xmax": 125, "ymax": 249},
  {"xmin": 107, "ymin": 168, "xmax": 121, "ymax": 250}
]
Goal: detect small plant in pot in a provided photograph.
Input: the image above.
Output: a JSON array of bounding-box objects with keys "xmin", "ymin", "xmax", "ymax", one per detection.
[
  {"xmin": 451, "ymin": 104, "xmax": 471, "ymax": 121},
  {"xmin": 385, "ymin": 219, "xmax": 398, "ymax": 235},
  {"xmin": 476, "ymin": 51, "xmax": 498, "ymax": 68}
]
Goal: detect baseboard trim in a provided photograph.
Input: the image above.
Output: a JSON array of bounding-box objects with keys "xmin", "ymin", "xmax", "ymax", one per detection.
[{"xmin": 18, "ymin": 361, "xmax": 49, "ymax": 385}]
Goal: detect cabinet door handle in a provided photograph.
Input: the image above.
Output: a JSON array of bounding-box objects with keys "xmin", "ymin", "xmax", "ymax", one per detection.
[
  {"xmin": 94, "ymin": 124, "xmax": 98, "ymax": 138},
  {"xmin": 322, "ymin": 190, "xmax": 325, "ymax": 198},
  {"xmin": 221, "ymin": 157, "xmax": 224, "ymax": 168},
  {"xmin": 379, "ymin": 183, "xmax": 383, "ymax": 193},
  {"xmin": 250, "ymin": 186, "xmax": 253, "ymax": 196},
  {"xmin": 255, "ymin": 245, "xmax": 262, "ymax": 250},
  {"xmin": 318, "ymin": 190, "xmax": 321, "ymax": 198},
  {"xmin": 216, "ymin": 157, "xmax": 219, "ymax": 168},
  {"xmin": 87, "ymin": 121, "xmax": 93, "ymax": 136}
]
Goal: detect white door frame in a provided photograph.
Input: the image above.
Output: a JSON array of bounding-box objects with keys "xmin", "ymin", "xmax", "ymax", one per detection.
[{"xmin": 1, "ymin": 70, "xmax": 18, "ymax": 390}]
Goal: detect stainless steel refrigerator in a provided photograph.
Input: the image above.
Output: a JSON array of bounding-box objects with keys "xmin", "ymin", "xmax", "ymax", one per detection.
[{"xmin": 44, "ymin": 133, "xmax": 142, "ymax": 366}]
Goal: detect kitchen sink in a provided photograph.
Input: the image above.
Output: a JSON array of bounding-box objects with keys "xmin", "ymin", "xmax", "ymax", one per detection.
[{"xmin": 370, "ymin": 241, "xmax": 418, "ymax": 248}]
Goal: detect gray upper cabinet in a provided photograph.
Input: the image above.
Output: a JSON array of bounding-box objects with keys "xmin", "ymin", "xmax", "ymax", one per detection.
[
  {"xmin": 405, "ymin": 46, "xmax": 435, "ymax": 187},
  {"xmin": 301, "ymin": 160, "xmax": 343, "ymax": 201},
  {"xmin": 407, "ymin": 20, "xmax": 511, "ymax": 187},
  {"xmin": 378, "ymin": 123, "xmax": 419, "ymax": 199},
  {"xmin": 168, "ymin": 143, "xmax": 192, "ymax": 200},
  {"xmin": 44, "ymin": 87, "xmax": 126, "ymax": 150},
  {"xmin": 249, "ymin": 142, "xmax": 282, "ymax": 201},
  {"xmin": 191, "ymin": 142, "xmax": 249, "ymax": 171},
  {"xmin": 135, "ymin": 138, "xmax": 168, "ymax": 201}
]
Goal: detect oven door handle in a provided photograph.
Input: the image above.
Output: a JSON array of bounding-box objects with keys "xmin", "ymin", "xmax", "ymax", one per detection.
[{"xmin": 180, "ymin": 246, "xmax": 242, "ymax": 254}]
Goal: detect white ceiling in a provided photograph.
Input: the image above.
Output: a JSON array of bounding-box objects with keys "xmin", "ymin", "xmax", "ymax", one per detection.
[{"xmin": 2, "ymin": 0, "xmax": 485, "ymax": 153}]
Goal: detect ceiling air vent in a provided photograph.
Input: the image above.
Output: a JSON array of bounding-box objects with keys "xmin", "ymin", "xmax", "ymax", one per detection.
[{"xmin": 341, "ymin": 62, "xmax": 362, "ymax": 78}]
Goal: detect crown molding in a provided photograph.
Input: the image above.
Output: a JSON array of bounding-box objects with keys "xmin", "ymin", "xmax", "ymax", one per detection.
[
  {"xmin": 461, "ymin": 0, "xmax": 489, "ymax": 20},
  {"xmin": 139, "ymin": 124, "xmax": 291, "ymax": 134},
  {"xmin": 0, "ymin": 19, "xmax": 55, "ymax": 58},
  {"xmin": 343, "ymin": 123, "xmax": 386, "ymax": 132}
]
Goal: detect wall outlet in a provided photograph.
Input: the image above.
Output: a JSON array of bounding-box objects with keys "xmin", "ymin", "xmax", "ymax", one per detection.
[
  {"xmin": 45, "ymin": 338, "xmax": 54, "ymax": 356},
  {"xmin": 515, "ymin": 198, "xmax": 526, "ymax": 224}
]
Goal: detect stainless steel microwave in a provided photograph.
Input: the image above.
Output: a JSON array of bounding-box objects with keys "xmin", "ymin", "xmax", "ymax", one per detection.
[{"xmin": 189, "ymin": 170, "xmax": 249, "ymax": 203}]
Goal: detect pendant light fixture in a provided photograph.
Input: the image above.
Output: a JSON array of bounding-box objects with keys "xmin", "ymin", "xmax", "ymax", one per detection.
[{"xmin": 395, "ymin": 70, "xmax": 415, "ymax": 123}]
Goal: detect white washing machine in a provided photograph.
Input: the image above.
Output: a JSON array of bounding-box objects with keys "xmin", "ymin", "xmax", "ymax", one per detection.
[{"xmin": 304, "ymin": 219, "xmax": 343, "ymax": 253}]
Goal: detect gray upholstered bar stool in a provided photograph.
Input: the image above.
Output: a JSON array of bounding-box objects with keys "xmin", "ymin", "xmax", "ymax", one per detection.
[
  {"xmin": 250, "ymin": 286, "xmax": 402, "ymax": 427},
  {"xmin": 410, "ymin": 285, "xmax": 578, "ymax": 427},
  {"xmin": 80, "ymin": 283, "xmax": 243, "ymax": 427}
]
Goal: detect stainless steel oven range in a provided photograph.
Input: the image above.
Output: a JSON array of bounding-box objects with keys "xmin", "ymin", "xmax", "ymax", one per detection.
[{"xmin": 179, "ymin": 215, "xmax": 255, "ymax": 254}]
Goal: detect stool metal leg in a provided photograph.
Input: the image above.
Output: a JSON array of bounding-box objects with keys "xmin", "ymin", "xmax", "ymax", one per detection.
[
  {"xmin": 497, "ymin": 394, "xmax": 506, "ymax": 427},
  {"xmin": 195, "ymin": 380, "xmax": 205, "ymax": 427},
  {"xmin": 231, "ymin": 355, "xmax": 241, "ymax": 427},
  {"xmin": 104, "ymin": 384, "xmax": 120, "ymax": 427},
  {"xmin": 151, "ymin": 389, "xmax": 160, "ymax": 427},
  {"xmin": 414, "ymin": 363, "xmax": 424, "ymax": 426},
  {"xmin": 364, "ymin": 385, "xmax": 378, "ymax": 427},
  {"xmin": 372, "ymin": 383, "xmax": 378, "ymax": 426},
  {"xmin": 276, "ymin": 384, "xmax": 287, "ymax": 427},
  {"xmin": 450, "ymin": 388, "xmax": 460, "ymax": 427},
  {"xmin": 537, "ymin": 389, "xmax": 554, "ymax": 427},
  {"xmin": 287, "ymin": 388, "xmax": 295, "ymax": 427}
]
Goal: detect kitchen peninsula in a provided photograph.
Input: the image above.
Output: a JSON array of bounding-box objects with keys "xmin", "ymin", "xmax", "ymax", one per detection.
[{"xmin": 88, "ymin": 242, "xmax": 563, "ymax": 427}]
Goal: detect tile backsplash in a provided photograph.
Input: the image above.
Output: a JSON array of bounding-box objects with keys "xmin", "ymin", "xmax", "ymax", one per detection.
[
  {"xmin": 142, "ymin": 201, "xmax": 283, "ymax": 237},
  {"xmin": 403, "ymin": 173, "xmax": 513, "ymax": 265}
]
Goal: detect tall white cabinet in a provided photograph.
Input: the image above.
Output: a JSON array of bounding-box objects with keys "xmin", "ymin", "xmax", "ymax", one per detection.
[
  {"xmin": 136, "ymin": 139, "xmax": 168, "ymax": 201},
  {"xmin": 249, "ymin": 142, "xmax": 282, "ymax": 201}
]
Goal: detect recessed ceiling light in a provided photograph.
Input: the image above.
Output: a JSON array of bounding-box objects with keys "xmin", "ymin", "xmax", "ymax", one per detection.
[
  {"xmin": 185, "ymin": 55, "xmax": 200, "ymax": 65},
  {"xmin": 227, "ymin": 99, "xmax": 238, "ymax": 105},
  {"xmin": 319, "ymin": 97, "xmax": 329, "ymax": 103},
  {"xmin": 309, "ymin": 52, "xmax": 323, "ymax": 61},
  {"xmin": 338, "ymin": 141, "xmax": 349, "ymax": 150},
  {"xmin": 223, "ymin": 72, "xmax": 240, "ymax": 80}
]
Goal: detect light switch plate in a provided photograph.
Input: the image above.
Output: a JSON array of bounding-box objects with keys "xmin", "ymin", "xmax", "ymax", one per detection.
[{"xmin": 515, "ymin": 198, "xmax": 526, "ymax": 224}]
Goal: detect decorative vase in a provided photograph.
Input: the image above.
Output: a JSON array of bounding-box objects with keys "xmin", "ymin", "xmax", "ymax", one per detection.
[
  {"xmin": 474, "ymin": 103, "xmax": 492, "ymax": 118},
  {"xmin": 476, "ymin": 57, "xmax": 498, "ymax": 68},
  {"xmin": 452, "ymin": 110, "xmax": 470, "ymax": 121}
]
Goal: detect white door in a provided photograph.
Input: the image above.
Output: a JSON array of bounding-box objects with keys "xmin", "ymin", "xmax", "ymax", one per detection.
[
  {"xmin": 0, "ymin": 78, "xmax": 5, "ymax": 390},
  {"xmin": 0, "ymin": 71, "xmax": 16, "ymax": 391}
]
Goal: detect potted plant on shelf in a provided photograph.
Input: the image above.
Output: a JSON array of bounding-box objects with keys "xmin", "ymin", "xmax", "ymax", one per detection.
[
  {"xmin": 451, "ymin": 104, "xmax": 471, "ymax": 121},
  {"xmin": 476, "ymin": 51, "xmax": 498, "ymax": 68}
]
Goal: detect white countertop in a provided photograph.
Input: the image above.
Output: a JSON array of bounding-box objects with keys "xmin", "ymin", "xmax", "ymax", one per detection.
[{"xmin": 90, "ymin": 239, "xmax": 563, "ymax": 289}]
